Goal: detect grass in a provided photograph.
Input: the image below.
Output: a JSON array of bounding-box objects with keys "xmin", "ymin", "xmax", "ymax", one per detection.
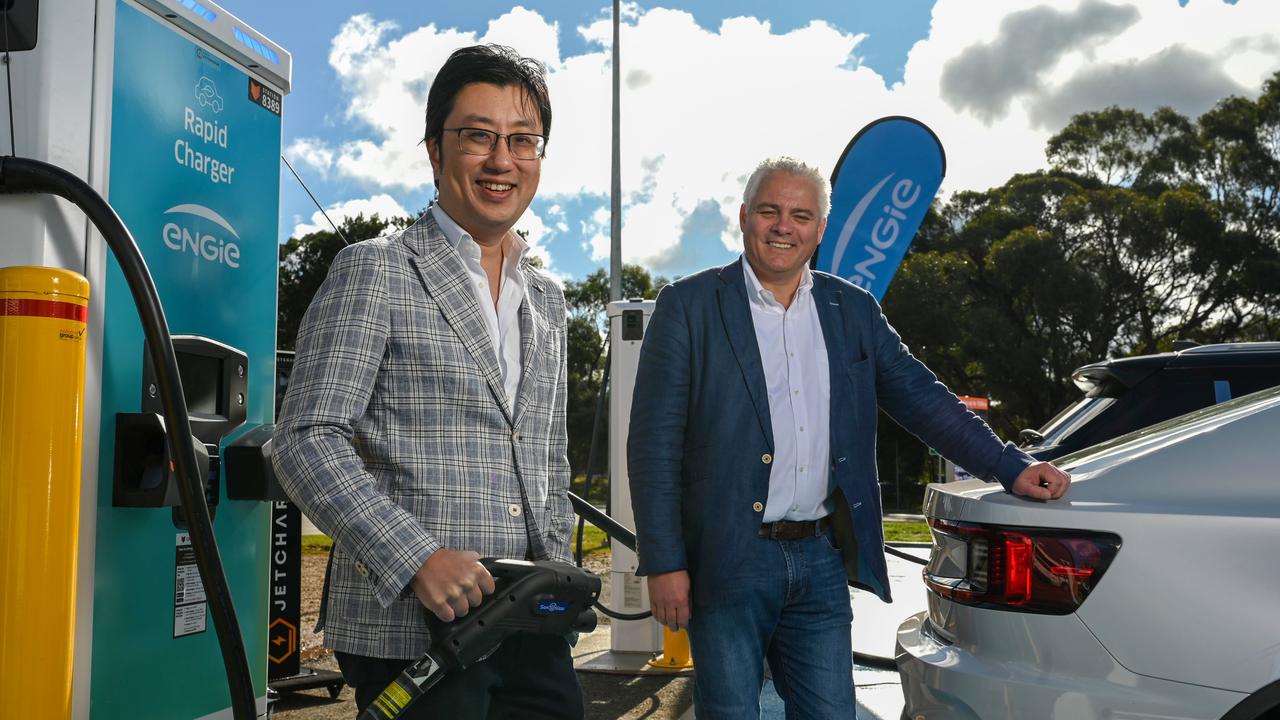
[
  {"xmin": 882, "ymin": 521, "xmax": 931, "ymax": 544},
  {"xmin": 302, "ymin": 534, "xmax": 333, "ymax": 554},
  {"xmin": 571, "ymin": 522, "xmax": 610, "ymax": 557}
]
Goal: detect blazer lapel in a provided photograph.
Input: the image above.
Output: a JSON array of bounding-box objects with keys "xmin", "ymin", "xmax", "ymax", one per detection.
[
  {"xmin": 717, "ymin": 260, "xmax": 774, "ymax": 451},
  {"xmin": 406, "ymin": 212, "xmax": 514, "ymax": 424},
  {"xmin": 512, "ymin": 267, "xmax": 548, "ymax": 428}
]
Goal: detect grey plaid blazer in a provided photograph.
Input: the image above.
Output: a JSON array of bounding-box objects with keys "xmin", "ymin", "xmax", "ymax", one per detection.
[{"xmin": 273, "ymin": 211, "xmax": 572, "ymax": 659}]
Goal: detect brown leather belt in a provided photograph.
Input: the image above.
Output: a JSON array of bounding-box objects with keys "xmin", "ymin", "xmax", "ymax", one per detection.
[{"xmin": 759, "ymin": 516, "xmax": 831, "ymax": 540}]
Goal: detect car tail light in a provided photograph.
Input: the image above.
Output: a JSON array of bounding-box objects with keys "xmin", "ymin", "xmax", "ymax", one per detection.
[{"xmin": 923, "ymin": 518, "xmax": 1120, "ymax": 614}]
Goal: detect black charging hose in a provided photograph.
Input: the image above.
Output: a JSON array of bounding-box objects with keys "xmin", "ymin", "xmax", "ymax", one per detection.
[
  {"xmin": 886, "ymin": 544, "xmax": 928, "ymax": 565},
  {"xmin": 570, "ymin": 491, "xmax": 634, "ymax": 554},
  {"xmin": 0, "ymin": 156, "xmax": 257, "ymax": 719},
  {"xmin": 568, "ymin": 492, "xmax": 651, "ymax": 621}
]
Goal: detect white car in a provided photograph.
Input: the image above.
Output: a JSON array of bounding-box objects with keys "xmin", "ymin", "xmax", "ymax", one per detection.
[{"xmin": 896, "ymin": 386, "xmax": 1280, "ymax": 720}]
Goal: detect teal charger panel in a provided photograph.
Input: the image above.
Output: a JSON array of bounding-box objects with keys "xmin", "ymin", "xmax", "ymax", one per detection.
[{"xmin": 94, "ymin": 2, "xmax": 281, "ymax": 716}]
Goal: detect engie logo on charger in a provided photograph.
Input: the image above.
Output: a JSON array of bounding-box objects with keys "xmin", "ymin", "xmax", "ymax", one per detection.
[{"xmin": 162, "ymin": 204, "xmax": 242, "ymax": 269}]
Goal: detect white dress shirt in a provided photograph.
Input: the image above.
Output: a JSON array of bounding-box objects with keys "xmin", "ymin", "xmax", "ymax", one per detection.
[
  {"xmin": 431, "ymin": 204, "xmax": 527, "ymax": 408},
  {"xmin": 741, "ymin": 257, "xmax": 833, "ymax": 522}
]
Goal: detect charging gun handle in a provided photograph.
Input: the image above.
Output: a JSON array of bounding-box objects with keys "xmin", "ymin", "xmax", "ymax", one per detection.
[{"xmin": 356, "ymin": 650, "xmax": 449, "ymax": 720}]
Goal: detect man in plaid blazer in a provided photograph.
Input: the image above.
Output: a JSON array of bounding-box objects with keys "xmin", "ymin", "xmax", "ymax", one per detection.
[{"xmin": 273, "ymin": 45, "xmax": 580, "ymax": 719}]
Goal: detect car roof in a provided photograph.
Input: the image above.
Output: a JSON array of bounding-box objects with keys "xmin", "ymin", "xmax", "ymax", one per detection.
[{"xmin": 1072, "ymin": 341, "xmax": 1280, "ymax": 393}]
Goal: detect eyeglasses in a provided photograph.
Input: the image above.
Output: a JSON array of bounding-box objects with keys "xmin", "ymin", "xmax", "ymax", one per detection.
[{"xmin": 443, "ymin": 127, "xmax": 547, "ymax": 160}]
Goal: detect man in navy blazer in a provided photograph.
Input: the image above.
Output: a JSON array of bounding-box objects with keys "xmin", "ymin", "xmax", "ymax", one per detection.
[{"xmin": 627, "ymin": 157, "xmax": 1070, "ymax": 718}]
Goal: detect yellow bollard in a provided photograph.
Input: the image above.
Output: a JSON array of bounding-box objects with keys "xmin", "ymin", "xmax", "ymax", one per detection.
[
  {"xmin": 0, "ymin": 266, "xmax": 90, "ymax": 719},
  {"xmin": 647, "ymin": 626, "xmax": 694, "ymax": 670}
]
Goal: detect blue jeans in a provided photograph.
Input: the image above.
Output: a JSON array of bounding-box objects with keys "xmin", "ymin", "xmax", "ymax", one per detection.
[{"xmin": 687, "ymin": 528, "xmax": 854, "ymax": 719}]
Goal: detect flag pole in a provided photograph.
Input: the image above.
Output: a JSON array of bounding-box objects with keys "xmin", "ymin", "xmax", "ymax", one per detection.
[{"xmin": 609, "ymin": 0, "xmax": 622, "ymax": 302}]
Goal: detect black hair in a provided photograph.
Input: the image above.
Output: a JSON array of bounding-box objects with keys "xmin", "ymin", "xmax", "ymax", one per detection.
[{"xmin": 424, "ymin": 44, "xmax": 552, "ymax": 150}]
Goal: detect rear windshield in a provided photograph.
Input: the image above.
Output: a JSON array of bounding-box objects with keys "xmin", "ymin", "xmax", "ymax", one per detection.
[{"xmin": 1035, "ymin": 397, "xmax": 1117, "ymax": 447}]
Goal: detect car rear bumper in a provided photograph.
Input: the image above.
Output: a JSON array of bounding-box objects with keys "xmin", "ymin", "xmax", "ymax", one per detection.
[{"xmin": 895, "ymin": 610, "xmax": 1243, "ymax": 720}]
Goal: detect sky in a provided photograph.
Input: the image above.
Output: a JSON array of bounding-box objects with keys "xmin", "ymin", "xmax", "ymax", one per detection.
[{"xmin": 216, "ymin": 0, "xmax": 1278, "ymax": 284}]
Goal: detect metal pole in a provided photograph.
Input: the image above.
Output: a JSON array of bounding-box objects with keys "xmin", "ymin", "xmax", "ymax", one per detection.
[{"xmin": 609, "ymin": 0, "xmax": 622, "ymax": 302}]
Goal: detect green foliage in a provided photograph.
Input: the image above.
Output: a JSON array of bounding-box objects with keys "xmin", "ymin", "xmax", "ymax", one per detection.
[
  {"xmin": 563, "ymin": 265, "xmax": 670, "ymax": 328},
  {"xmin": 277, "ymin": 213, "xmax": 412, "ymax": 350},
  {"xmin": 561, "ymin": 264, "xmax": 668, "ymax": 478},
  {"xmin": 565, "ymin": 316, "xmax": 606, "ymax": 476},
  {"xmin": 886, "ymin": 71, "xmax": 1280, "ymax": 441},
  {"xmin": 570, "ymin": 474, "xmax": 610, "ymax": 505}
]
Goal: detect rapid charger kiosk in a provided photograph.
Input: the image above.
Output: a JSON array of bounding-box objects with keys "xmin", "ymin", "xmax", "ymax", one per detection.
[
  {"xmin": 0, "ymin": 0, "xmax": 288, "ymax": 716},
  {"xmin": 605, "ymin": 301, "xmax": 663, "ymax": 657}
]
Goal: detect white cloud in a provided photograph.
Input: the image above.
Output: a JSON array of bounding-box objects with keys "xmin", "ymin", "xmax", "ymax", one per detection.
[
  {"xmin": 290, "ymin": 194, "xmax": 411, "ymax": 239},
  {"xmin": 284, "ymin": 137, "xmax": 335, "ymax": 174},
  {"xmin": 512, "ymin": 207, "xmax": 568, "ymax": 283},
  {"xmin": 313, "ymin": 1, "xmax": 1280, "ymax": 271},
  {"xmin": 546, "ymin": 204, "xmax": 570, "ymax": 233},
  {"xmin": 892, "ymin": 0, "xmax": 1280, "ymax": 193},
  {"xmin": 569, "ymin": 10, "xmax": 876, "ymax": 267},
  {"xmin": 586, "ymin": 205, "xmax": 611, "ymax": 261}
]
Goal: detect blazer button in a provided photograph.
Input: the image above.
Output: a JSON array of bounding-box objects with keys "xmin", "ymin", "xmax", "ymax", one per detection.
[
  {"xmin": 508, "ymin": 503, "xmax": 523, "ymax": 517},
  {"xmin": 761, "ymin": 453, "xmax": 773, "ymax": 465},
  {"xmin": 752, "ymin": 501, "xmax": 764, "ymax": 512},
  {"xmin": 354, "ymin": 560, "xmax": 369, "ymax": 577}
]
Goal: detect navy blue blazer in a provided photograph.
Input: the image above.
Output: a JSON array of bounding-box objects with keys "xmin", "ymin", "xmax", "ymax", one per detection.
[{"xmin": 627, "ymin": 259, "xmax": 1033, "ymax": 602}]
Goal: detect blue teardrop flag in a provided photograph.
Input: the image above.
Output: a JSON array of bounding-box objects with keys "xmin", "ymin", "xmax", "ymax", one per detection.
[{"xmin": 814, "ymin": 116, "xmax": 946, "ymax": 300}]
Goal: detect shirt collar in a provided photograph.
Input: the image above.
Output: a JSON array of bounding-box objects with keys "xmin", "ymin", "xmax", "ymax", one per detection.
[
  {"xmin": 431, "ymin": 203, "xmax": 529, "ymax": 266},
  {"xmin": 740, "ymin": 255, "xmax": 813, "ymax": 309}
]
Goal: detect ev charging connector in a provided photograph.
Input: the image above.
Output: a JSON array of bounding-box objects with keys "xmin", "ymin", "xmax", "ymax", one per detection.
[{"xmin": 360, "ymin": 559, "xmax": 601, "ymax": 720}]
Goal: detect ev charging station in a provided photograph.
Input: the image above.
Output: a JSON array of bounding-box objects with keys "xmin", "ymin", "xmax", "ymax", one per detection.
[
  {"xmin": 605, "ymin": 300, "xmax": 663, "ymax": 657},
  {"xmin": 1, "ymin": 1, "xmax": 288, "ymax": 717}
]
